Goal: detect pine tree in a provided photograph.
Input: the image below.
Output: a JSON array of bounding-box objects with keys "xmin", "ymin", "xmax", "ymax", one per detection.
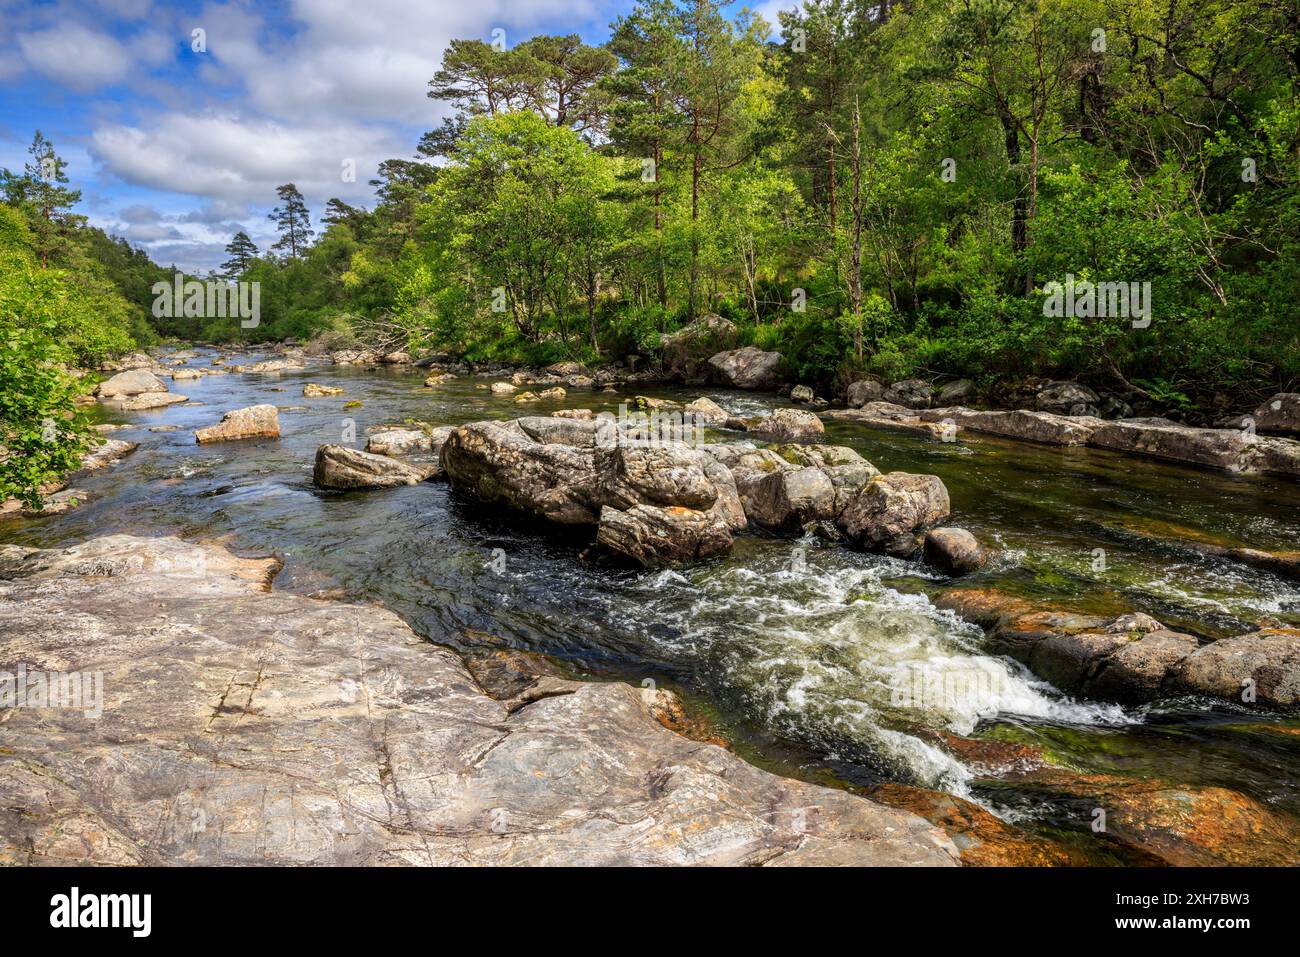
[
  {"xmin": 267, "ymin": 183, "xmax": 313, "ymax": 259},
  {"xmin": 0, "ymin": 131, "xmax": 85, "ymax": 267},
  {"xmin": 221, "ymin": 231, "xmax": 259, "ymax": 278}
]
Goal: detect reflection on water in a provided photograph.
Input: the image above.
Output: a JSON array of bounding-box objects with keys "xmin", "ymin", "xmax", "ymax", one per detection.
[{"xmin": 6, "ymin": 348, "xmax": 1300, "ymax": 846}]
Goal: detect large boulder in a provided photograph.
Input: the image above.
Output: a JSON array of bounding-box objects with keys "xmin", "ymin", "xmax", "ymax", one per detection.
[
  {"xmin": 596, "ymin": 504, "xmax": 733, "ymax": 566},
  {"xmin": 837, "ymin": 472, "xmax": 951, "ymax": 556},
  {"xmin": 1171, "ymin": 628, "xmax": 1300, "ymax": 707},
  {"xmin": 442, "ymin": 420, "xmax": 602, "ymax": 524},
  {"xmin": 749, "ymin": 407, "xmax": 825, "ymax": 443},
  {"xmin": 883, "ymin": 379, "xmax": 932, "ymax": 409},
  {"xmin": 1253, "ymin": 393, "xmax": 1300, "ymax": 436},
  {"xmin": 441, "ymin": 419, "xmax": 743, "ymax": 565},
  {"xmin": 935, "ymin": 379, "xmax": 976, "ymax": 406},
  {"xmin": 846, "ymin": 379, "xmax": 885, "ymax": 408},
  {"xmin": 921, "ymin": 408, "xmax": 1101, "ymax": 446},
  {"xmin": 660, "ymin": 314, "xmax": 739, "ymax": 382},
  {"xmin": 97, "ymin": 369, "xmax": 166, "ymax": 398},
  {"xmin": 313, "ymin": 445, "xmax": 436, "ymax": 489},
  {"xmin": 194, "ymin": 405, "xmax": 280, "ymax": 444},
  {"xmin": 1035, "ymin": 381, "xmax": 1100, "ymax": 415},
  {"xmin": 707, "ymin": 346, "xmax": 788, "ymax": 390},
  {"xmin": 244, "ymin": 359, "xmax": 305, "ymax": 374},
  {"xmin": 747, "ymin": 468, "xmax": 836, "ymax": 531},
  {"xmin": 0, "ymin": 534, "xmax": 956, "ymax": 866}
]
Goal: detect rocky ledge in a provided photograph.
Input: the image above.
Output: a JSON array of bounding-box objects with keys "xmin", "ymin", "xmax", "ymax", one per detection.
[
  {"xmin": 0, "ymin": 534, "xmax": 957, "ymax": 866},
  {"xmin": 937, "ymin": 589, "xmax": 1300, "ymax": 707}
]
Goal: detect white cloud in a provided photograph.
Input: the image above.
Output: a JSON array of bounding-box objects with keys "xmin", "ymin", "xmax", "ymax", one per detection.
[
  {"xmin": 91, "ymin": 111, "xmax": 405, "ymax": 206},
  {"xmin": 17, "ymin": 24, "xmax": 132, "ymax": 91}
]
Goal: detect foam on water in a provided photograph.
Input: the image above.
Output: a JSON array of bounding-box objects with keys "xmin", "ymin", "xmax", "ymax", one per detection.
[{"xmin": 629, "ymin": 544, "xmax": 1133, "ymax": 795}]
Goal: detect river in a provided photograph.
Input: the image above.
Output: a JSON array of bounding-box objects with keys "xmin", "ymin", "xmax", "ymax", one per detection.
[{"xmin": 6, "ymin": 347, "xmax": 1299, "ymax": 863}]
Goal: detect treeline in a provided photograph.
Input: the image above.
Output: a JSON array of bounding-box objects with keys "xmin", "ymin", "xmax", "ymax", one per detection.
[
  {"xmin": 4, "ymin": 0, "xmax": 1299, "ymax": 504},
  {"xmin": 210, "ymin": 0, "xmax": 1297, "ymax": 410},
  {"xmin": 0, "ymin": 133, "xmax": 166, "ymax": 505}
]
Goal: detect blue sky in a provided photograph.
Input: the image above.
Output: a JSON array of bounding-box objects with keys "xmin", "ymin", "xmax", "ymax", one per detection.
[{"xmin": 0, "ymin": 0, "xmax": 793, "ymax": 273}]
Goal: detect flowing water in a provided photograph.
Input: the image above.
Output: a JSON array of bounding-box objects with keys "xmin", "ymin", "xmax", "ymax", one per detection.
[{"xmin": 6, "ymin": 348, "xmax": 1300, "ymax": 861}]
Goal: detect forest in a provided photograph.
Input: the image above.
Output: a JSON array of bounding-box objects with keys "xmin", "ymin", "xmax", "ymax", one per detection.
[{"xmin": 3, "ymin": 0, "xmax": 1298, "ymax": 503}]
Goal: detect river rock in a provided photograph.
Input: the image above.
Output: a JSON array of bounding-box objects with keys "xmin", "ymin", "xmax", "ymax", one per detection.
[
  {"xmin": 707, "ymin": 346, "xmax": 788, "ymax": 390},
  {"xmin": 747, "ymin": 468, "xmax": 837, "ymax": 531},
  {"xmin": 934, "ymin": 589, "xmax": 1205, "ymax": 704},
  {"xmin": 545, "ymin": 361, "xmax": 584, "ymax": 377},
  {"xmin": 314, "ymin": 445, "xmax": 436, "ymax": 489},
  {"xmin": 0, "ymin": 535, "xmax": 957, "ymax": 866},
  {"xmin": 846, "ymin": 379, "xmax": 885, "ymax": 407},
  {"xmin": 828, "ymin": 403, "xmax": 953, "ymax": 438},
  {"xmin": 884, "ymin": 379, "xmax": 932, "ymax": 409},
  {"xmin": 99, "ymin": 351, "xmax": 154, "ymax": 372},
  {"xmin": 684, "ymin": 396, "xmax": 729, "ymax": 427},
  {"xmin": 244, "ymin": 359, "xmax": 305, "ymax": 374},
  {"xmin": 490, "ymin": 382, "xmax": 517, "ymax": 395},
  {"xmin": 923, "ymin": 527, "xmax": 987, "ymax": 575},
  {"xmin": 837, "ymin": 472, "xmax": 951, "ymax": 556},
  {"xmin": 922, "ymin": 408, "xmax": 1101, "ymax": 446},
  {"xmin": 1089, "ymin": 420, "xmax": 1261, "ymax": 472},
  {"xmin": 1170, "ymin": 628, "xmax": 1300, "ymax": 707},
  {"xmin": 366, "ymin": 428, "xmax": 433, "ymax": 457},
  {"xmin": 790, "ymin": 385, "xmax": 815, "ymax": 403},
  {"xmin": 1253, "ymin": 393, "xmax": 1300, "ymax": 436},
  {"xmin": 170, "ymin": 368, "xmax": 202, "ymax": 381},
  {"xmin": 424, "ymin": 373, "xmax": 456, "ymax": 386},
  {"xmin": 96, "ymin": 369, "xmax": 166, "ymax": 398},
  {"xmin": 660, "ymin": 314, "xmax": 739, "ymax": 382},
  {"xmin": 79, "ymin": 438, "xmax": 138, "ymax": 472},
  {"xmin": 749, "ymin": 408, "xmax": 825, "ymax": 442},
  {"xmin": 194, "ymin": 405, "xmax": 280, "ymax": 444},
  {"xmin": 1036, "ymin": 381, "xmax": 1100, "ymax": 415},
  {"xmin": 936, "ymin": 379, "xmax": 976, "ymax": 406},
  {"xmin": 119, "ymin": 392, "xmax": 188, "ymax": 411},
  {"xmin": 596, "ymin": 503, "xmax": 733, "ymax": 566},
  {"xmin": 303, "ymin": 383, "xmax": 345, "ymax": 397}
]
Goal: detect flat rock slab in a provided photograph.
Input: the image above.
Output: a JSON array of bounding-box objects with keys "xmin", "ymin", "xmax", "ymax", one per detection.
[{"xmin": 0, "ymin": 535, "xmax": 957, "ymax": 866}]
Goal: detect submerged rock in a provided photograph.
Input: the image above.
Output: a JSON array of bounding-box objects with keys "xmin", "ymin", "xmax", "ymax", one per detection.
[
  {"xmin": 303, "ymin": 383, "xmax": 345, "ymax": 397},
  {"xmin": 0, "ymin": 534, "xmax": 957, "ymax": 866},
  {"xmin": 194, "ymin": 405, "xmax": 280, "ymax": 444}
]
